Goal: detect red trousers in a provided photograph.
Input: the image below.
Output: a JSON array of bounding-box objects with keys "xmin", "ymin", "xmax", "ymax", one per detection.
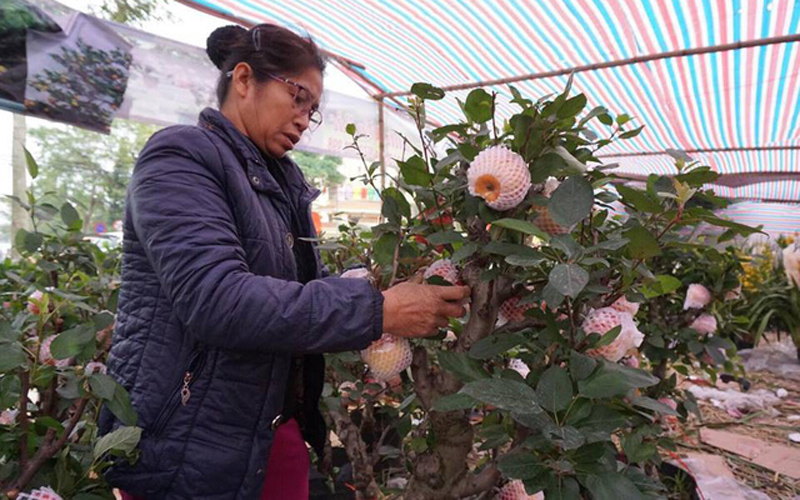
[{"xmin": 120, "ymin": 418, "xmax": 309, "ymax": 500}]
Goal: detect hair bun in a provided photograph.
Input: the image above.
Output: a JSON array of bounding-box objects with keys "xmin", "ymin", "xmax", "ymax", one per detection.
[{"xmin": 206, "ymin": 25, "xmax": 247, "ymax": 69}]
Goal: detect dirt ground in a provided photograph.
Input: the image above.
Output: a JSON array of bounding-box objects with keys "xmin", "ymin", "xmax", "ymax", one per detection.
[{"xmin": 673, "ymin": 335, "xmax": 800, "ymax": 499}]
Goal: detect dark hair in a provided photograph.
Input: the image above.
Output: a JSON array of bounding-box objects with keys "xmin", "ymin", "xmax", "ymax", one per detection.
[{"xmin": 206, "ymin": 24, "xmax": 326, "ymax": 105}]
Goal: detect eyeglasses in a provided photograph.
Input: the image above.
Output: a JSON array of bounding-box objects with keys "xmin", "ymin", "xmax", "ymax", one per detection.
[
  {"xmin": 267, "ymin": 74, "xmax": 323, "ymax": 130},
  {"xmin": 225, "ymin": 70, "xmax": 323, "ymax": 131}
]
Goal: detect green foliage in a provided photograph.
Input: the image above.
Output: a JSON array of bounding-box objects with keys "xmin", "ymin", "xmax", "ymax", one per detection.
[
  {"xmin": 319, "ymin": 78, "xmax": 757, "ymax": 497},
  {"xmin": 290, "ymin": 150, "xmax": 346, "ymax": 188},
  {"xmin": 0, "ymin": 166, "xmax": 139, "ymax": 497},
  {"xmin": 96, "ymin": 0, "xmax": 166, "ymax": 26},
  {"xmin": 741, "ymin": 240, "xmax": 800, "ymax": 355},
  {"xmin": 27, "ymin": 120, "xmax": 159, "ymax": 233}
]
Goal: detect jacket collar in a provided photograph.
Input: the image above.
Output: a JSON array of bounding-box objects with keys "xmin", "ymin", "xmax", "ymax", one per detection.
[{"xmin": 198, "ymin": 107, "xmax": 321, "ymax": 207}]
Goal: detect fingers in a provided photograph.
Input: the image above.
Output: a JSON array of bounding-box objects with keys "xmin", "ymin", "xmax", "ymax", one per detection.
[
  {"xmin": 433, "ymin": 285, "xmax": 471, "ymax": 301},
  {"xmin": 439, "ymin": 301, "xmax": 467, "ymax": 318}
]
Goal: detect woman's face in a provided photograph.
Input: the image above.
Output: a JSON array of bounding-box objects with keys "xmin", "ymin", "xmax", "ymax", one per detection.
[{"xmin": 229, "ymin": 64, "xmax": 323, "ymax": 158}]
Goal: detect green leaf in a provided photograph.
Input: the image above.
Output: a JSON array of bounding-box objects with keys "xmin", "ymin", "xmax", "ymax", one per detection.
[
  {"xmin": 0, "ymin": 321, "xmax": 15, "ymax": 343},
  {"xmin": 574, "ymin": 405, "xmax": 627, "ymax": 439},
  {"xmin": 531, "ymin": 152, "xmax": 567, "ymax": 182},
  {"xmin": 698, "ymin": 215, "xmax": 762, "ymax": 237},
  {"xmin": 89, "ymin": 373, "xmax": 117, "ymax": 400},
  {"xmin": 409, "ymin": 436, "xmax": 428, "ymax": 453},
  {"xmin": 676, "ymin": 166, "xmax": 720, "ymax": 186},
  {"xmin": 583, "ymin": 472, "xmax": 646, "ymax": 500},
  {"xmin": 345, "ymin": 123, "xmax": 356, "ymax": 136},
  {"xmin": 630, "ymin": 396, "xmax": 679, "ymax": 417},
  {"xmin": 708, "ymin": 336, "xmax": 735, "ymax": 352},
  {"xmin": 549, "ymin": 264, "xmax": 589, "ymax": 298},
  {"xmin": 493, "ymin": 218, "xmax": 550, "ymax": 240},
  {"xmin": 616, "ymin": 113, "xmax": 632, "ymax": 126},
  {"xmin": 578, "ymin": 361, "xmax": 659, "ymax": 398},
  {"xmin": 621, "ymin": 433, "xmax": 657, "ymax": 463},
  {"xmin": 616, "ymin": 185, "xmax": 661, "ymax": 213},
  {"xmin": 704, "ymin": 344, "xmax": 726, "ymax": 364},
  {"xmin": 598, "ymin": 113, "xmax": 614, "ymax": 126},
  {"xmin": 594, "ymin": 325, "xmax": 622, "ymax": 347},
  {"xmin": 460, "ymin": 379, "xmax": 541, "ymax": 415},
  {"xmin": 0, "ymin": 343, "xmax": 27, "ymax": 372},
  {"xmin": 410, "ymin": 82, "xmax": 445, "ymax": 100},
  {"xmin": 92, "ymin": 311, "xmax": 115, "ymax": 332},
  {"xmin": 506, "ymin": 254, "xmax": 546, "ymax": 267},
  {"xmin": 549, "ymin": 176, "xmax": 594, "ymax": 228},
  {"xmin": 483, "ymin": 242, "xmax": 542, "ymax": 258},
  {"xmin": 535, "ymin": 366, "xmax": 573, "ymax": 412},
  {"xmin": 451, "ymin": 242, "xmax": 478, "ymax": 263},
  {"xmin": 619, "ymin": 125, "xmax": 645, "ymax": 139},
  {"xmin": 23, "ymin": 147, "xmax": 39, "ymax": 179},
  {"xmin": 438, "ymin": 351, "xmax": 489, "ymax": 382},
  {"xmin": 381, "ymin": 187, "xmax": 411, "ymax": 222},
  {"xmin": 16, "ymin": 228, "xmax": 44, "ymax": 254},
  {"xmin": 469, "ymin": 333, "xmax": 527, "ymax": 360},
  {"xmin": 479, "ymin": 424, "xmax": 511, "ymax": 450},
  {"xmin": 571, "ymin": 442, "xmax": 608, "ymax": 464},
  {"xmin": 578, "ymin": 106, "xmax": 609, "ymax": 128},
  {"xmin": 93, "ymin": 426, "xmax": 142, "ymax": 459},
  {"xmin": 542, "ymin": 282, "xmax": 565, "ymax": 309},
  {"xmin": 544, "ymin": 476, "xmax": 581, "ymax": 500},
  {"xmin": 498, "ymin": 452, "xmax": 545, "ymax": 480},
  {"xmin": 37, "ymin": 259, "xmax": 61, "ymax": 272},
  {"xmin": 550, "ymin": 234, "xmax": 583, "ymax": 260},
  {"xmin": 513, "ymin": 411, "xmax": 557, "ymax": 433},
  {"xmin": 569, "ymin": 351, "xmax": 597, "ymax": 381},
  {"xmin": 35, "ymin": 416, "xmax": 64, "ymax": 434},
  {"xmin": 431, "ymin": 393, "xmax": 477, "ymax": 412},
  {"xmin": 641, "ymin": 275, "xmax": 683, "ymax": 298},
  {"xmin": 624, "ymin": 466, "xmax": 668, "ymax": 496},
  {"xmin": 557, "ymin": 93, "xmax": 587, "ymax": 119},
  {"xmin": 373, "ymin": 232, "xmax": 400, "ymax": 266},
  {"xmin": 397, "ymin": 156, "xmax": 432, "ymax": 186},
  {"xmin": 60, "ymin": 202, "xmax": 82, "ymax": 230},
  {"xmin": 624, "ymin": 226, "xmax": 661, "ymax": 260},
  {"xmin": 426, "ymin": 230, "xmax": 464, "ymax": 246},
  {"xmin": 106, "ymin": 384, "xmax": 138, "ymax": 426},
  {"xmin": 553, "ymin": 147, "xmax": 588, "ymax": 175},
  {"xmin": 432, "ymin": 124, "xmax": 470, "ymax": 141},
  {"xmin": 550, "ymin": 425, "xmax": 585, "ymax": 450},
  {"xmin": 464, "ymin": 88, "xmax": 494, "ymax": 123},
  {"xmin": 50, "ymin": 325, "xmax": 95, "ymax": 360},
  {"xmin": 57, "ymin": 373, "xmax": 81, "ymax": 400}
]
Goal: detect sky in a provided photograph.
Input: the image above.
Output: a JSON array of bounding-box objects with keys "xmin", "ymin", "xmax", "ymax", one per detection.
[{"xmin": 0, "ymin": 0, "xmax": 370, "ymax": 206}]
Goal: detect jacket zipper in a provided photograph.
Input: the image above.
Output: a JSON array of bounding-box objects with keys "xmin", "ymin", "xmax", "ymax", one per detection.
[{"xmin": 150, "ymin": 348, "xmax": 207, "ymax": 436}]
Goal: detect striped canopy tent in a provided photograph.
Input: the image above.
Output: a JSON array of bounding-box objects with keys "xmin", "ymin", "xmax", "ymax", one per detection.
[
  {"xmin": 717, "ymin": 201, "xmax": 800, "ymax": 238},
  {"xmin": 180, "ymin": 0, "xmax": 800, "ymax": 206}
]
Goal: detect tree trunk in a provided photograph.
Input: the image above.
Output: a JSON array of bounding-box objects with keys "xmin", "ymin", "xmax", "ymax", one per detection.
[
  {"xmin": 11, "ymin": 113, "xmax": 30, "ymax": 247},
  {"xmin": 327, "ymin": 408, "xmax": 381, "ymax": 499},
  {"xmin": 404, "ymin": 264, "xmax": 511, "ymax": 498},
  {"xmin": 83, "ymin": 183, "xmax": 98, "ymax": 234}
]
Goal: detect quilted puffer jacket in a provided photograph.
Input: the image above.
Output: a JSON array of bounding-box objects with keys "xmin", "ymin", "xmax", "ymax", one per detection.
[{"xmin": 99, "ymin": 107, "xmax": 383, "ymax": 499}]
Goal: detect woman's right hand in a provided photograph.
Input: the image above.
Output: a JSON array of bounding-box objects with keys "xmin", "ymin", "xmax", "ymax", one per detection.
[{"xmin": 381, "ymin": 282, "xmax": 471, "ymax": 338}]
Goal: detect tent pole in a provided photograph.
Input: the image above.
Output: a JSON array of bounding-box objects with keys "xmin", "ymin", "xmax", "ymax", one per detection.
[
  {"xmin": 378, "ymin": 97, "xmax": 386, "ymax": 191},
  {"xmin": 174, "ymin": 0, "xmax": 366, "ymax": 70},
  {"xmin": 376, "ymin": 33, "xmax": 800, "ymax": 98},
  {"xmin": 11, "ymin": 114, "xmax": 30, "ymax": 242},
  {"xmin": 597, "ymin": 145, "xmax": 800, "ymax": 157}
]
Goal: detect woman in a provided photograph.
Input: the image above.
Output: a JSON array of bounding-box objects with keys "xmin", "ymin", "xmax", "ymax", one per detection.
[{"xmin": 100, "ymin": 24, "xmax": 469, "ymax": 499}]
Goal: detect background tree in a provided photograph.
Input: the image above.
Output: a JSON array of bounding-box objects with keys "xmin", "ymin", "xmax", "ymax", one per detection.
[
  {"xmin": 96, "ymin": 0, "xmax": 168, "ymax": 26},
  {"xmin": 27, "ymin": 120, "xmax": 160, "ymax": 233},
  {"xmin": 291, "ymin": 150, "xmax": 346, "ymax": 188}
]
